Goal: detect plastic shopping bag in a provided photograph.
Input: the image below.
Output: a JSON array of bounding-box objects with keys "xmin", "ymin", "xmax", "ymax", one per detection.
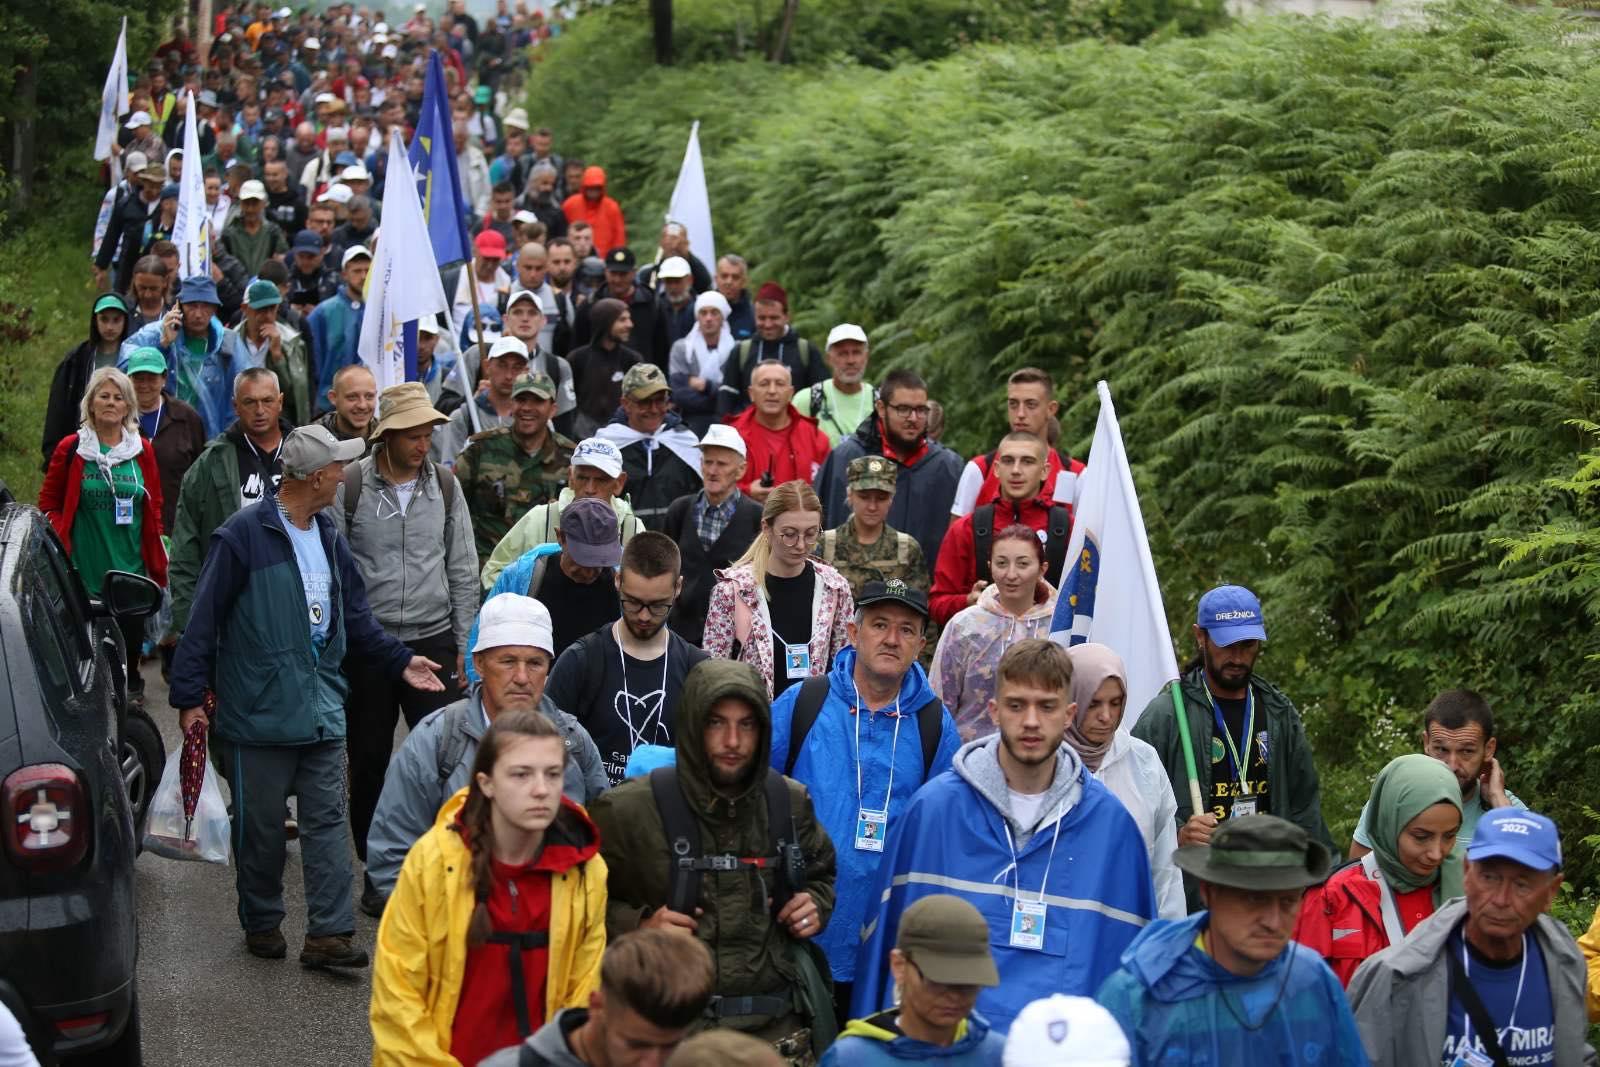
[{"xmin": 142, "ymin": 748, "xmax": 231, "ymax": 865}]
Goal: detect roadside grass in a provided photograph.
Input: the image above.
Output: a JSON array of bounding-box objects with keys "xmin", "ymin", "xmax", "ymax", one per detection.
[{"xmin": 0, "ymin": 175, "xmax": 103, "ymax": 504}]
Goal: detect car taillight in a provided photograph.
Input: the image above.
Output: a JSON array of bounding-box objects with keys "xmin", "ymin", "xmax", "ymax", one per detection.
[
  {"xmin": 54, "ymin": 1013, "xmax": 110, "ymax": 1041},
  {"xmin": 3, "ymin": 764, "xmax": 89, "ymax": 873}
]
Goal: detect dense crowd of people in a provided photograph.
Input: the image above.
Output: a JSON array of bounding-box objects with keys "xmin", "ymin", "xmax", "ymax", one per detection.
[{"xmin": 23, "ymin": 3, "xmax": 1600, "ymax": 1065}]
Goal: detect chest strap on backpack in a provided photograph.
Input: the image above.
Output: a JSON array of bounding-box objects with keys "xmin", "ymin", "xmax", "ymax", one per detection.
[
  {"xmin": 486, "ymin": 929, "xmax": 552, "ymax": 1038},
  {"xmin": 649, "ymin": 766, "xmax": 797, "ymax": 916},
  {"xmin": 706, "ymin": 991, "xmax": 795, "ymax": 1019}
]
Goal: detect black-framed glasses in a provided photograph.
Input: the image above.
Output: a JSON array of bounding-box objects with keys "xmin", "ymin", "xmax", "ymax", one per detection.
[
  {"xmin": 885, "ymin": 403, "xmax": 930, "ymax": 420},
  {"xmin": 619, "ymin": 593, "xmax": 675, "ymax": 618}
]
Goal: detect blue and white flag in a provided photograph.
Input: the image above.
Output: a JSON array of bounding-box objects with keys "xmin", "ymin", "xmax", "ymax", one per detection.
[
  {"xmin": 407, "ymin": 50, "xmax": 473, "ymax": 269},
  {"xmin": 359, "ymin": 128, "xmax": 450, "ymax": 395},
  {"xmin": 1050, "ymin": 380, "xmax": 1179, "ymax": 728}
]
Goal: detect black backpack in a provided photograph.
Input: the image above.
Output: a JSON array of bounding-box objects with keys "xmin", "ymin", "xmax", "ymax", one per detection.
[
  {"xmin": 782, "ymin": 674, "xmax": 943, "ymax": 779},
  {"xmin": 973, "ymin": 501, "xmax": 1071, "ymax": 589},
  {"xmin": 649, "ymin": 765, "xmax": 803, "ymax": 918}
]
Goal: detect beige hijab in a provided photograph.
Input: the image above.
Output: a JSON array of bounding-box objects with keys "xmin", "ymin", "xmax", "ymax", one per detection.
[{"xmin": 1065, "ymin": 642, "xmax": 1128, "ymax": 772}]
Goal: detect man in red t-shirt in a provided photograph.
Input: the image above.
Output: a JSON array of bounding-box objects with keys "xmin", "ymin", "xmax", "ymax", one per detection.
[
  {"xmin": 930, "ymin": 432, "xmax": 1071, "ymax": 625},
  {"xmin": 728, "ymin": 360, "xmax": 831, "ymax": 503},
  {"xmin": 951, "ymin": 366, "xmax": 1084, "ymax": 518}
]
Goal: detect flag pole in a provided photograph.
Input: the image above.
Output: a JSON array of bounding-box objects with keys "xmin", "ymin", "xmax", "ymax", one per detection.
[{"xmin": 1169, "ymin": 680, "xmax": 1204, "ymax": 816}]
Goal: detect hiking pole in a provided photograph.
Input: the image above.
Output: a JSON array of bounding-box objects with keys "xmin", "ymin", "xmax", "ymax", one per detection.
[{"xmin": 1169, "ymin": 680, "xmax": 1205, "ymax": 817}]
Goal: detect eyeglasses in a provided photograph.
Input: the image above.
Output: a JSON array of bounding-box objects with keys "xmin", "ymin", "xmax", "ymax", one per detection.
[
  {"xmin": 884, "ymin": 403, "xmax": 931, "ymax": 420},
  {"xmin": 619, "ymin": 593, "xmax": 675, "ymax": 618},
  {"xmin": 773, "ymin": 526, "xmax": 821, "ymax": 548}
]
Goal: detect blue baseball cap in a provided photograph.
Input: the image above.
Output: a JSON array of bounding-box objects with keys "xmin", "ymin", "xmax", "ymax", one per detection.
[
  {"xmin": 1196, "ymin": 585, "xmax": 1266, "ymax": 647},
  {"xmin": 177, "ymin": 275, "xmax": 221, "ymax": 306},
  {"xmin": 291, "ymin": 229, "xmax": 322, "ymax": 253},
  {"xmin": 1467, "ymin": 808, "xmax": 1562, "ymax": 872}
]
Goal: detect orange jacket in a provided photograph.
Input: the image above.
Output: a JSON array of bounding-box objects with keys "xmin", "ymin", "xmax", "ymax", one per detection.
[{"xmin": 561, "ymin": 166, "xmax": 626, "ymax": 257}]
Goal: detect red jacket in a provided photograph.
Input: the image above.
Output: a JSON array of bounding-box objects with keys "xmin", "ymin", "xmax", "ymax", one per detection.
[
  {"xmin": 1293, "ymin": 861, "xmax": 1437, "ymax": 988},
  {"xmin": 728, "ymin": 405, "xmax": 832, "ymax": 494},
  {"xmin": 39, "ymin": 434, "xmax": 167, "ymax": 588},
  {"xmin": 561, "ymin": 166, "xmax": 627, "ymax": 257},
  {"xmin": 929, "ymin": 493, "xmax": 1066, "ymax": 625},
  {"xmin": 968, "ymin": 447, "xmax": 1084, "ymax": 511}
]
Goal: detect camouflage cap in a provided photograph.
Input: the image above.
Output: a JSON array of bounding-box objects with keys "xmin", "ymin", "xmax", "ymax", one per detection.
[
  {"xmin": 847, "ymin": 454, "xmax": 898, "ymax": 493},
  {"xmin": 511, "ymin": 370, "xmax": 556, "ymax": 400},
  {"xmin": 621, "ymin": 362, "xmax": 669, "ymax": 399}
]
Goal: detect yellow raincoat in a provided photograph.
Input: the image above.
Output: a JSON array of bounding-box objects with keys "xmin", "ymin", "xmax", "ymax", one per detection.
[{"xmin": 369, "ymin": 788, "xmax": 607, "ymax": 1065}]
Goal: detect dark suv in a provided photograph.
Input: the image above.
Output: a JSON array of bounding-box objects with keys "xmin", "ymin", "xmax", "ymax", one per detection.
[{"xmin": 0, "ymin": 498, "xmax": 165, "ymax": 1064}]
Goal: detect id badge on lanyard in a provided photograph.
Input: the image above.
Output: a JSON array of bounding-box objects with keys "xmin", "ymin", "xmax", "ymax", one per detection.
[
  {"xmin": 1211, "ymin": 686, "xmax": 1257, "ymax": 818},
  {"xmin": 784, "ymin": 643, "xmax": 812, "ymax": 680},
  {"xmin": 1451, "ymin": 1050, "xmax": 1495, "ymax": 1067},
  {"xmin": 114, "ymin": 495, "xmax": 135, "ymax": 526},
  {"xmin": 1009, "ymin": 899, "xmax": 1046, "ymax": 950},
  {"xmin": 854, "ymin": 809, "xmax": 886, "ymax": 852}
]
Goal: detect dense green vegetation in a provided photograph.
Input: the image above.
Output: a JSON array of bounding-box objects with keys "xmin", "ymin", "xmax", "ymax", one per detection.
[{"xmin": 534, "ymin": 0, "xmax": 1600, "ymax": 890}]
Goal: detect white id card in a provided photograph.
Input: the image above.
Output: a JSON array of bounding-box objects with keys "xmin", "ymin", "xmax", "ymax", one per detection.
[
  {"xmin": 854, "ymin": 809, "xmax": 886, "ymax": 852},
  {"xmin": 1451, "ymin": 1049, "xmax": 1495, "ymax": 1067},
  {"xmin": 784, "ymin": 643, "xmax": 811, "ymax": 680},
  {"xmin": 1231, "ymin": 795, "xmax": 1258, "ymax": 819},
  {"xmin": 114, "ymin": 496, "xmax": 135, "ymax": 526},
  {"xmin": 1009, "ymin": 899, "xmax": 1046, "ymax": 950}
]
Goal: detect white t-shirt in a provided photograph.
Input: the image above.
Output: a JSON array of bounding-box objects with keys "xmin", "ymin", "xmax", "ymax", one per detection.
[
  {"xmin": 392, "ymin": 476, "xmax": 418, "ymax": 516},
  {"xmin": 1008, "ymin": 787, "xmax": 1049, "ymax": 831}
]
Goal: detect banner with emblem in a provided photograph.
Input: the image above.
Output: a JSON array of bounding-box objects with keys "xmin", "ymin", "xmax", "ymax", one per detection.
[{"xmin": 1049, "ymin": 380, "xmax": 1179, "ymax": 727}]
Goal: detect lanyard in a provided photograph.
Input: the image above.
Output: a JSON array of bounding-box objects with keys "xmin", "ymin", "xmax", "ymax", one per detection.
[
  {"xmin": 1461, "ymin": 932, "xmax": 1528, "ymax": 1046},
  {"xmin": 1360, "ymin": 853, "xmax": 1408, "ymax": 945},
  {"xmin": 245, "ymin": 434, "xmax": 283, "ymax": 470},
  {"xmin": 1002, "ymin": 802, "xmax": 1065, "ymax": 905},
  {"xmin": 614, "ymin": 623, "xmax": 669, "ymax": 750},
  {"xmin": 852, "ymin": 678, "xmax": 902, "ymax": 815},
  {"xmin": 94, "ymin": 450, "xmax": 142, "ymax": 503},
  {"xmin": 1205, "ymin": 679, "xmax": 1255, "ymax": 789}
]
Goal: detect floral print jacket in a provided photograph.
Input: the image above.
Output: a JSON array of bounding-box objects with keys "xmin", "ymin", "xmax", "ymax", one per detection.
[{"xmin": 702, "ymin": 560, "xmax": 856, "ymax": 697}]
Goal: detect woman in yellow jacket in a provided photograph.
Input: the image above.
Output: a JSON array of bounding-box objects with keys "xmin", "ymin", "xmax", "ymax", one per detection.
[{"xmin": 370, "ymin": 709, "xmax": 608, "ymax": 1066}]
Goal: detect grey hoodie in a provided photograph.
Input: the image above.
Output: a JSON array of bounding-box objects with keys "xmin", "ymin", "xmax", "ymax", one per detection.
[
  {"xmin": 329, "ymin": 449, "xmax": 480, "ymax": 650},
  {"xmin": 478, "ymin": 1007, "xmax": 588, "ymax": 1067},
  {"xmin": 1348, "ymin": 896, "xmax": 1597, "ymax": 1067},
  {"xmin": 952, "ymin": 735, "xmax": 1084, "ymax": 850}
]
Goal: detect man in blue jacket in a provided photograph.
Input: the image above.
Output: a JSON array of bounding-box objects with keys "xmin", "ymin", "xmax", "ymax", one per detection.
[
  {"xmin": 1095, "ymin": 814, "xmax": 1368, "ymax": 1066},
  {"xmin": 770, "ymin": 579, "xmax": 960, "ymax": 1026},
  {"xmin": 306, "ymin": 245, "xmax": 370, "ymax": 413},
  {"xmin": 852, "ymin": 638, "xmax": 1155, "ymax": 1033},
  {"xmin": 120, "ymin": 274, "xmax": 252, "ymax": 439},
  {"xmin": 171, "ymin": 425, "xmax": 446, "ymax": 970}
]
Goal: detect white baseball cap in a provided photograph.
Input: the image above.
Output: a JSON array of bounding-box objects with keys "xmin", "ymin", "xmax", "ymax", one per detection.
[
  {"xmin": 1003, "ymin": 996, "xmax": 1131, "ymax": 1067},
  {"xmin": 304, "ymin": 36, "xmax": 322, "ymax": 49},
  {"xmin": 314, "ymin": 91, "xmax": 338, "ymax": 105},
  {"xmin": 239, "ymin": 180, "xmax": 268, "ymax": 201},
  {"xmin": 319, "ymin": 183, "xmax": 354, "ymax": 205},
  {"xmin": 487, "ymin": 336, "xmax": 530, "ymax": 361},
  {"xmin": 826, "ymin": 323, "xmax": 868, "ymax": 348},
  {"xmin": 472, "ymin": 594, "xmax": 554, "ymax": 656},
  {"xmin": 571, "ymin": 438, "xmax": 624, "ymax": 480},
  {"xmin": 124, "ymin": 110, "xmax": 153, "ymax": 130},
  {"xmin": 657, "ymin": 255, "xmax": 691, "ymax": 280},
  {"xmin": 416, "ymin": 314, "xmax": 440, "ymax": 336},
  {"xmin": 699, "ymin": 424, "xmax": 746, "ymax": 460},
  {"xmin": 340, "ymin": 164, "xmax": 371, "ymax": 182},
  {"xmin": 341, "ymin": 245, "xmax": 372, "ymax": 268}
]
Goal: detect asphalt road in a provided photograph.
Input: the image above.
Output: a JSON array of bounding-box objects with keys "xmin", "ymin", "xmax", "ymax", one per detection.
[{"xmin": 134, "ymin": 658, "xmax": 387, "ymax": 1066}]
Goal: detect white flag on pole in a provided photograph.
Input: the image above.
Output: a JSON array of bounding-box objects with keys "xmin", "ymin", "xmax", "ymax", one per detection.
[
  {"xmin": 95, "ymin": 18, "xmax": 131, "ymax": 183},
  {"xmin": 1049, "ymin": 380, "xmax": 1180, "ymax": 728},
  {"xmin": 358, "ymin": 128, "xmax": 450, "ymax": 396},
  {"xmin": 171, "ymin": 92, "xmax": 212, "ymax": 280},
  {"xmin": 667, "ymin": 121, "xmax": 715, "ymax": 266}
]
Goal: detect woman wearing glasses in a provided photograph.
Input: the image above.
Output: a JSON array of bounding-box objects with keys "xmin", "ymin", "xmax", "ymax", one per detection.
[{"xmin": 703, "ymin": 480, "xmax": 855, "ymax": 697}]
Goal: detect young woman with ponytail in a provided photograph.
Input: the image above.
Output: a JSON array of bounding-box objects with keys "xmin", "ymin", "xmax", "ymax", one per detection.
[{"xmin": 369, "ymin": 710, "xmax": 608, "ymax": 1066}]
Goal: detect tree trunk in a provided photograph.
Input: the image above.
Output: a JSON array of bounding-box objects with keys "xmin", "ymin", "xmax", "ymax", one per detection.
[
  {"xmin": 9, "ymin": 60, "xmax": 36, "ymax": 211},
  {"xmin": 651, "ymin": 0, "xmax": 673, "ymax": 65},
  {"xmin": 769, "ymin": 0, "xmax": 798, "ymax": 63},
  {"xmin": 197, "ymin": 0, "xmax": 215, "ymax": 62}
]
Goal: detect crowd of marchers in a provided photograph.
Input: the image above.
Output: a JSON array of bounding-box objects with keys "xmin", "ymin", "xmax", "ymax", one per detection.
[{"xmin": 17, "ymin": 3, "xmax": 1600, "ymax": 1066}]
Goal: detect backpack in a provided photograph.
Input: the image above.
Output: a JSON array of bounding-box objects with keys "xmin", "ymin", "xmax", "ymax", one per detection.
[
  {"xmin": 973, "ymin": 501, "xmax": 1070, "ymax": 588},
  {"xmin": 737, "ymin": 336, "xmax": 819, "ymax": 380},
  {"xmin": 649, "ymin": 765, "xmax": 802, "ymax": 918},
  {"xmin": 342, "ymin": 459, "xmax": 458, "ymax": 538},
  {"xmin": 782, "ymin": 674, "xmax": 943, "ymax": 778},
  {"xmin": 820, "ymin": 527, "xmax": 912, "ymax": 571}
]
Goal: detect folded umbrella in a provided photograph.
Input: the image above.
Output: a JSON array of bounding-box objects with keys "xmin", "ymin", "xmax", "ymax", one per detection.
[{"xmin": 180, "ymin": 691, "xmax": 216, "ymax": 838}]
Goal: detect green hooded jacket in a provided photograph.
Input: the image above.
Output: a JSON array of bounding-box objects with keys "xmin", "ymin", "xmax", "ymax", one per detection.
[
  {"xmin": 589, "ymin": 659, "xmax": 838, "ymax": 1029},
  {"xmin": 1132, "ymin": 665, "xmax": 1335, "ymax": 910}
]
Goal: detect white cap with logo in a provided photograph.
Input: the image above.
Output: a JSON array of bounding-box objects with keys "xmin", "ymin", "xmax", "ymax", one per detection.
[
  {"xmin": 571, "ymin": 438, "xmax": 624, "ymax": 479},
  {"xmin": 1002, "ymin": 995, "xmax": 1130, "ymax": 1067}
]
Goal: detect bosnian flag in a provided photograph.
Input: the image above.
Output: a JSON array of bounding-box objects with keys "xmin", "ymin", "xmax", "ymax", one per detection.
[
  {"xmin": 1049, "ymin": 380, "xmax": 1179, "ymax": 728},
  {"xmin": 358, "ymin": 127, "xmax": 450, "ymax": 394}
]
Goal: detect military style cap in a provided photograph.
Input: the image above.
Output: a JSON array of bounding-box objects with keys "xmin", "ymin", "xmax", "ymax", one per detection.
[
  {"xmin": 847, "ymin": 454, "xmax": 898, "ymax": 493},
  {"xmin": 512, "ymin": 371, "xmax": 556, "ymax": 400},
  {"xmin": 1173, "ymin": 813, "xmax": 1331, "ymax": 892},
  {"xmin": 857, "ymin": 578, "xmax": 929, "ymax": 621},
  {"xmin": 621, "ymin": 362, "xmax": 669, "ymax": 399},
  {"xmin": 896, "ymin": 895, "xmax": 999, "ymax": 987}
]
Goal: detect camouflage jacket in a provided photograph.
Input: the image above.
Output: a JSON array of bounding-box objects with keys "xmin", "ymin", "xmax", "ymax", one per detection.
[
  {"xmin": 822, "ymin": 517, "xmax": 937, "ymax": 667},
  {"xmin": 454, "ymin": 426, "xmax": 576, "ymax": 562}
]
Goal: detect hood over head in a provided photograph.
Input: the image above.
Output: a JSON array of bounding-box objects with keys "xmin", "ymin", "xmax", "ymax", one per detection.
[
  {"xmin": 587, "ymin": 297, "xmax": 626, "ymax": 342},
  {"xmin": 1120, "ymin": 911, "xmax": 1307, "ymax": 1021},
  {"xmin": 581, "ymin": 165, "xmax": 606, "ymax": 191},
  {"xmin": 674, "ymin": 658, "xmax": 773, "ymax": 810}
]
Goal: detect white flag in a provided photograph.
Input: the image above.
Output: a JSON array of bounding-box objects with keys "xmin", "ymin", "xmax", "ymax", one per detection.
[
  {"xmin": 171, "ymin": 92, "xmax": 212, "ymax": 280},
  {"xmin": 1049, "ymin": 381, "xmax": 1180, "ymax": 728},
  {"xmin": 667, "ymin": 121, "xmax": 715, "ymax": 266},
  {"xmin": 95, "ymin": 18, "xmax": 131, "ymax": 183},
  {"xmin": 358, "ymin": 128, "xmax": 450, "ymax": 395}
]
